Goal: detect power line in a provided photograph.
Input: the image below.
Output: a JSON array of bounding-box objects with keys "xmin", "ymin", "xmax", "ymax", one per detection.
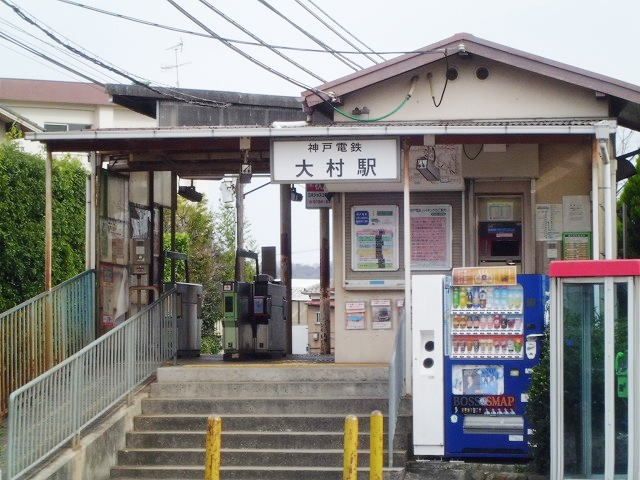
[
  {"xmin": 293, "ymin": 0, "xmax": 377, "ymax": 66},
  {"xmin": 0, "ymin": 17, "xmax": 120, "ymax": 84},
  {"xmin": 197, "ymin": 0, "xmax": 326, "ymax": 83},
  {"xmin": 305, "ymin": 0, "xmax": 386, "ymax": 62},
  {"xmin": 0, "ymin": 29, "xmax": 105, "ymax": 86},
  {"xmin": 255, "ymin": 0, "xmax": 361, "ymax": 72},
  {"xmin": 1, "ymin": 0, "xmax": 231, "ymax": 108},
  {"xmin": 166, "ymin": 0, "xmax": 327, "ymax": 95},
  {"xmin": 54, "ymin": 0, "xmax": 441, "ymax": 57}
]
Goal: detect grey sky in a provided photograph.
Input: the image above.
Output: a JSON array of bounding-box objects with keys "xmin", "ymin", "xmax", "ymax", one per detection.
[{"xmin": 2, "ymin": 0, "xmax": 639, "ymax": 264}]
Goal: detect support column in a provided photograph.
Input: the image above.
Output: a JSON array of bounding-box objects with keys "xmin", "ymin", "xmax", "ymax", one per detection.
[
  {"xmin": 44, "ymin": 149, "xmax": 54, "ymax": 368},
  {"xmin": 402, "ymin": 142, "xmax": 412, "ymax": 394},
  {"xmin": 591, "ymin": 139, "xmax": 600, "ymax": 259},
  {"xmin": 319, "ymin": 207, "xmax": 331, "ymax": 355},
  {"xmin": 235, "ymin": 181, "xmax": 245, "ymax": 281},
  {"xmin": 280, "ymin": 184, "xmax": 292, "ymax": 354},
  {"xmin": 170, "ymin": 172, "xmax": 177, "ymax": 284}
]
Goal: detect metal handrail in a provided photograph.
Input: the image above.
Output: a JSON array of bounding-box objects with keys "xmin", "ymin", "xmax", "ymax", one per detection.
[
  {"xmin": 7, "ymin": 289, "xmax": 177, "ymax": 479},
  {"xmin": 387, "ymin": 309, "xmax": 406, "ymax": 467},
  {"xmin": 0, "ymin": 269, "xmax": 96, "ymax": 416}
]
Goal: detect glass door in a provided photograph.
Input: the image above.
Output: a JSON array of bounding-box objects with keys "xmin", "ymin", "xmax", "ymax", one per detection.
[{"xmin": 556, "ymin": 278, "xmax": 632, "ymax": 479}]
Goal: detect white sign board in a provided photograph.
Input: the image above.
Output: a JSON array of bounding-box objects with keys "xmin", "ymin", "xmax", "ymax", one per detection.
[
  {"xmin": 410, "ymin": 205, "xmax": 452, "ymax": 270},
  {"xmin": 305, "ymin": 183, "xmax": 331, "ymax": 208},
  {"xmin": 271, "ymin": 138, "xmax": 399, "ymax": 183},
  {"xmin": 351, "ymin": 205, "xmax": 399, "ymax": 271},
  {"xmin": 535, "ymin": 204, "xmax": 563, "ymax": 241},
  {"xmin": 562, "ymin": 195, "xmax": 591, "ymax": 232}
]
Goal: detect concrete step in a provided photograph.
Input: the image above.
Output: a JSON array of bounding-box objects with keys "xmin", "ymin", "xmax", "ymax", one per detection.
[
  {"xmin": 149, "ymin": 380, "xmax": 389, "ymax": 398},
  {"xmin": 141, "ymin": 397, "xmax": 401, "ymax": 415},
  {"xmin": 126, "ymin": 430, "xmax": 410, "ymax": 449},
  {"xmin": 117, "ymin": 448, "xmax": 407, "ymax": 468},
  {"xmin": 111, "ymin": 465, "xmax": 405, "ymax": 479},
  {"xmin": 156, "ymin": 365, "xmax": 389, "ymax": 383},
  {"xmin": 133, "ymin": 413, "xmax": 412, "ymax": 433}
]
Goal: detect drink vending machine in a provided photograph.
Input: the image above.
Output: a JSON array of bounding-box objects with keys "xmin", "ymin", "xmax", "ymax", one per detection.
[{"xmin": 412, "ymin": 267, "xmax": 547, "ymax": 459}]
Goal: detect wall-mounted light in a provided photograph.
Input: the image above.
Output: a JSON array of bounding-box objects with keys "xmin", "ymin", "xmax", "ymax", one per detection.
[{"xmin": 290, "ymin": 187, "xmax": 303, "ymax": 202}]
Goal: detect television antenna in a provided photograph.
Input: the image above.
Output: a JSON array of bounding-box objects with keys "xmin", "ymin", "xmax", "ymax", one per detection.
[{"xmin": 161, "ymin": 39, "xmax": 191, "ymax": 87}]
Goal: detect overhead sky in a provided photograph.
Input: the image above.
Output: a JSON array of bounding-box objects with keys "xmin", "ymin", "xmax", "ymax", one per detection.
[{"xmin": 1, "ymin": 0, "xmax": 639, "ymax": 264}]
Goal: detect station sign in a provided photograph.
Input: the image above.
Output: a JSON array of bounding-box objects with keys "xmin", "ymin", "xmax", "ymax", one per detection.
[
  {"xmin": 271, "ymin": 138, "xmax": 399, "ymax": 183},
  {"xmin": 305, "ymin": 183, "xmax": 331, "ymax": 209}
]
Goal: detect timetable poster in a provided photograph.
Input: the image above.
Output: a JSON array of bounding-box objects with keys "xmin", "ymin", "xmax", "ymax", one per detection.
[
  {"xmin": 345, "ymin": 301, "xmax": 367, "ymax": 330},
  {"xmin": 351, "ymin": 205, "xmax": 399, "ymax": 271},
  {"xmin": 410, "ymin": 205, "xmax": 452, "ymax": 270}
]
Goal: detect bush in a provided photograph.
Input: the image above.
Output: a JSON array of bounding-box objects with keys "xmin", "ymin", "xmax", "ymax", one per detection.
[
  {"xmin": 0, "ymin": 142, "xmax": 86, "ymax": 311},
  {"xmin": 527, "ymin": 325, "xmax": 550, "ymax": 474}
]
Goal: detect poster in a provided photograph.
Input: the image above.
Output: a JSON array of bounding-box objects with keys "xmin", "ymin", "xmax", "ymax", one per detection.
[
  {"xmin": 452, "ymin": 365, "xmax": 505, "ymax": 395},
  {"xmin": 130, "ymin": 205, "xmax": 151, "ymax": 240},
  {"xmin": 351, "ymin": 205, "xmax": 399, "ymax": 271},
  {"xmin": 305, "ymin": 183, "xmax": 331, "ymax": 208},
  {"xmin": 371, "ymin": 299, "xmax": 392, "ymax": 330},
  {"xmin": 562, "ymin": 195, "xmax": 591, "ymax": 232},
  {"xmin": 410, "ymin": 205, "xmax": 452, "ymax": 270},
  {"xmin": 345, "ymin": 301, "xmax": 366, "ymax": 330},
  {"xmin": 535, "ymin": 204, "xmax": 563, "ymax": 241},
  {"xmin": 487, "ymin": 201, "xmax": 514, "ymax": 221},
  {"xmin": 408, "ymin": 145, "xmax": 463, "ymax": 190},
  {"xmin": 562, "ymin": 232, "xmax": 591, "ymax": 260},
  {"xmin": 99, "ymin": 218, "xmax": 126, "ymax": 265}
]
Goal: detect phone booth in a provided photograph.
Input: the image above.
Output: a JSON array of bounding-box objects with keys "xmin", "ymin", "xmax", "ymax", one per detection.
[{"xmin": 549, "ymin": 260, "xmax": 640, "ymax": 480}]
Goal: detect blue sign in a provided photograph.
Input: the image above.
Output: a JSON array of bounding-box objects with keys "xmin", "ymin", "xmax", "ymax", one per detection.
[{"xmin": 354, "ymin": 211, "xmax": 369, "ymax": 225}]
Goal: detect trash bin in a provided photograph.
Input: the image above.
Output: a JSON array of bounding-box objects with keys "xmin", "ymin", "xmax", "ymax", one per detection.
[{"xmin": 175, "ymin": 282, "xmax": 203, "ymax": 357}]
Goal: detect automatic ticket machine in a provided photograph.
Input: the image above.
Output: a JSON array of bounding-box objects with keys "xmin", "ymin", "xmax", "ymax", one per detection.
[
  {"xmin": 222, "ymin": 249, "xmax": 287, "ymax": 360},
  {"xmin": 412, "ymin": 267, "xmax": 547, "ymax": 459}
]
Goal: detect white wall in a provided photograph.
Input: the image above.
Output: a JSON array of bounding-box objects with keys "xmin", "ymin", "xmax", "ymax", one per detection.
[{"xmin": 340, "ymin": 56, "xmax": 608, "ymax": 122}]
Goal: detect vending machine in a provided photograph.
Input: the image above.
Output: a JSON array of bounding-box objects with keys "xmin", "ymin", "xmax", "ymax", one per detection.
[{"xmin": 412, "ymin": 267, "xmax": 547, "ymax": 459}]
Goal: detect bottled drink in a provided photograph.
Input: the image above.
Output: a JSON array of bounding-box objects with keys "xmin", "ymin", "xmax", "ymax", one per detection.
[
  {"xmin": 452, "ymin": 287, "xmax": 460, "ymax": 309},
  {"xmin": 507, "ymin": 316, "xmax": 516, "ymax": 329},
  {"xmin": 472, "ymin": 288, "xmax": 480, "ymax": 309},
  {"xmin": 501, "ymin": 315, "xmax": 508, "ymax": 329},
  {"xmin": 514, "ymin": 338, "xmax": 523, "ymax": 354},
  {"xmin": 466, "ymin": 288, "xmax": 473, "ymax": 309},
  {"xmin": 473, "ymin": 315, "xmax": 480, "ymax": 329},
  {"xmin": 486, "ymin": 288, "xmax": 494, "ymax": 309},
  {"xmin": 493, "ymin": 315, "xmax": 501, "ymax": 330},
  {"xmin": 479, "ymin": 288, "xmax": 487, "ymax": 308},
  {"xmin": 466, "ymin": 316, "xmax": 473, "ymax": 329}
]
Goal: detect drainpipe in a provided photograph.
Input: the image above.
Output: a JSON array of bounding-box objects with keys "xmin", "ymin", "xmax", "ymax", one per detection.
[
  {"xmin": 596, "ymin": 127, "xmax": 614, "ymax": 259},
  {"xmin": 402, "ymin": 140, "xmax": 412, "ymax": 394}
]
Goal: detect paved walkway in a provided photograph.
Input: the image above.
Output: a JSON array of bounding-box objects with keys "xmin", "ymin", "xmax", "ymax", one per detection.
[{"xmin": 405, "ymin": 461, "xmax": 548, "ymax": 480}]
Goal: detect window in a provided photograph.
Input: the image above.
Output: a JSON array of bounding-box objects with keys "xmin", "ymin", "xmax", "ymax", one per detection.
[
  {"xmin": 44, "ymin": 122, "xmax": 92, "ymax": 132},
  {"xmin": 315, "ymin": 312, "xmax": 320, "ymax": 324}
]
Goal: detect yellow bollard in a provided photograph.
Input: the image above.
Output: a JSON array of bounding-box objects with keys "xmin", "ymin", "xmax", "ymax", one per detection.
[
  {"xmin": 204, "ymin": 415, "xmax": 222, "ymax": 480},
  {"xmin": 343, "ymin": 415, "xmax": 359, "ymax": 480},
  {"xmin": 369, "ymin": 410, "xmax": 383, "ymax": 480}
]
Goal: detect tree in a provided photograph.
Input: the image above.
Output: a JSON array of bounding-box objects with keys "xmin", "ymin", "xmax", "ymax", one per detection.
[
  {"xmin": 618, "ymin": 157, "xmax": 640, "ymax": 258},
  {"xmin": 164, "ymin": 197, "xmax": 254, "ymax": 354},
  {"xmin": 0, "ymin": 141, "xmax": 86, "ymax": 311}
]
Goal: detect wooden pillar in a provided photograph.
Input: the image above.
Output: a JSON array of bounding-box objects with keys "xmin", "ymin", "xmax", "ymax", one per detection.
[
  {"xmin": 170, "ymin": 172, "xmax": 177, "ymax": 284},
  {"xmin": 280, "ymin": 184, "xmax": 292, "ymax": 354},
  {"xmin": 44, "ymin": 149, "xmax": 54, "ymax": 368},
  {"xmin": 319, "ymin": 207, "xmax": 331, "ymax": 354}
]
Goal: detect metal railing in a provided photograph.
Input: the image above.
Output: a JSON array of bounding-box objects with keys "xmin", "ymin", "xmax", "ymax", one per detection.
[
  {"xmin": 0, "ymin": 269, "xmax": 95, "ymax": 416},
  {"xmin": 7, "ymin": 289, "xmax": 177, "ymax": 480},
  {"xmin": 387, "ymin": 309, "xmax": 406, "ymax": 467}
]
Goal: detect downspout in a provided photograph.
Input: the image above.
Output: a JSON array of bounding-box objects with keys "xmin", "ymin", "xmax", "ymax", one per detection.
[
  {"xmin": 591, "ymin": 140, "xmax": 600, "ymax": 260},
  {"xmin": 402, "ymin": 140, "xmax": 412, "ymax": 395},
  {"xmin": 596, "ymin": 127, "xmax": 614, "ymax": 259}
]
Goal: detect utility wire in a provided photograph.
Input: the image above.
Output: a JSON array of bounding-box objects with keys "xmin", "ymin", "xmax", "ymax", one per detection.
[
  {"xmin": 0, "ymin": 17, "xmax": 120, "ymax": 84},
  {"xmin": 54, "ymin": 0, "xmax": 435, "ymax": 57},
  {"xmin": 166, "ymin": 0, "xmax": 326, "ymax": 95},
  {"xmin": 0, "ymin": 0, "xmax": 231, "ymax": 108},
  {"xmin": 293, "ymin": 0, "xmax": 375, "ymax": 66},
  {"xmin": 305, "ymin": 0, "xmax": 386, "ymax": 62},
  {"xmin": 256, "ymin": 0, "xmax": 361, "ymax": 71},
  {"xmin": 0, "ymin": 30, "xmax": 105, "ymax": 86},
  {"xmin": 197, "ymin": 0, "xmax": 326, "ymax": 83}
]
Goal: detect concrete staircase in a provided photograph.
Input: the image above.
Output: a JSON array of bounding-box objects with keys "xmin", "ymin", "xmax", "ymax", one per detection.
[{"xmin": 110, "ymin": 364, "xmax": 411, "ymax": 479}]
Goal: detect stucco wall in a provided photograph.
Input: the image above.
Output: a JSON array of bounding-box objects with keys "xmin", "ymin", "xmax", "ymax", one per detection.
[{"xmin": 339, "ymin": 57, "xmax": 608, "ymax": 122}]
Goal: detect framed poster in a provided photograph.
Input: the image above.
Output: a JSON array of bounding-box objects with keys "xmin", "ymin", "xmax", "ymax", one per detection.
[
  {"xmin": 562, "ymin": 195, "xmax": 591, "ymax": 232},
  {"xmin": 562, "ymin": 232, "xmax": 591, "ymax": 260},
  {"xmin": 410, "ymin": 204, "xmax": 452, "ymax": 270},
  {"xmin": 345, "ymin": 301, "xmax": 366, "ymax": 330},
  {"xmin": 351, "ymin": 205, "xmax": 399, "ymax": 271},
  {"xmin": 371, "ymin": 299, "xmax": 392, "ymax": 329},
  {"xmin": 535, "ymin": 204, "xmax": 563, "ymax": 241},
  {"xmin": 409, "ymin": 145, "xmax": 463, "ymax": 190}
]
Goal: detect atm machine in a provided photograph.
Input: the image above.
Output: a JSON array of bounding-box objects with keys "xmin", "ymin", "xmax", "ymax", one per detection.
[
  {"xmin": 413, "ymin": 267, "xmax": 547, "ymax": 459},
  {"xmin": 222, "ymin": 248, "xmax": 287, "ymax": 360}
]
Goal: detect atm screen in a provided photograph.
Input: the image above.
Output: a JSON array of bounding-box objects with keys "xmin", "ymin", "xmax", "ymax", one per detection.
[{"xmin": 491, "ymin": 240, "xmax": 520, "ymax": 257}]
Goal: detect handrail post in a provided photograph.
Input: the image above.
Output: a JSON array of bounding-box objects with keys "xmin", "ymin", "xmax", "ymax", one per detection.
[
  {"xmin": 343, "ymin": 415, "xmax": 358, "ymax": 480},
  {"xmin": 127, "ymin": 322, "xmax": 135, "ymax": 405},
  {"xmin": 370, "ymin": 410, "xmax": 383, "ymax": 480},
  {"xmin": 71, "ymin": 357, "xmax": 81, "ymax": 449},
  {"xmin": 204, "ymin": 416, "xmax": 222, "ymax": 480}
]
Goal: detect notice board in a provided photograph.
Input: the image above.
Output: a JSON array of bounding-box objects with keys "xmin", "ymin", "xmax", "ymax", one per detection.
[
  {"xmin": 410, "ymin": 204, "xmax": 452, "ymax": 270},
  {"xmin": 351, "ymin": 205, "xmax": 399, "ymax": 271}
]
